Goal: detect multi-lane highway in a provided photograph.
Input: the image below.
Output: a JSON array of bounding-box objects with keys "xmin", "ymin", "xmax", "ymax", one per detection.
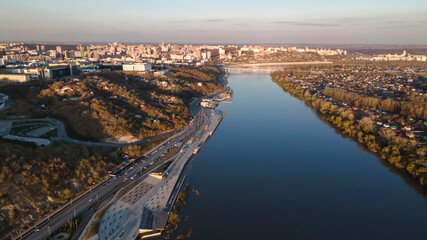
[
  {"xmin": 14, "ymin": 99, "xmax": 208, "ymax": 240},
  {"xmin": 14, "ymin": 71, "xmax": 231, "ymax": 240},
  {"xmin": 97, "ymin": 108, "xmax": 225, "ymax": 240}
]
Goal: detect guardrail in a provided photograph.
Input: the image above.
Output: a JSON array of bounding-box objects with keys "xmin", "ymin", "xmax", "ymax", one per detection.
[{"xmin": 14, "ymin": 73, "xmax": 228, "ymax": 240}]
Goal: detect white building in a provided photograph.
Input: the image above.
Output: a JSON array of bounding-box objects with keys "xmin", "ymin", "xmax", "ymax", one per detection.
[
  {"xmin": 122, "ymin": 63, "xmax": 152, "ymax": 72},
  {"xmin": 0, "ymin": 74, "xmax": 31, "ymax": 83},
  {"xmin": 56, "ymin": 46, "xmax": 62, "ymax": 54},
  {"xmin": 356, "ymin": 50, "xmax": 427, "ymax": 62}
]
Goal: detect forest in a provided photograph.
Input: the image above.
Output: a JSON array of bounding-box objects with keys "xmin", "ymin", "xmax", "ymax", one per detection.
[
  {"xmin": 1, "ymin": 66, "xmax": 222, "ymax": 142},
  {"xmin": 0, "ymin": 140, "xmax": 118, "ymax": 238},
  {"xmin": 0, "ymin": 65, "xmax": 224, "ymax": 239},
  {"xmin": 271, "ymin": 70, "xmax": 427, "ymax": 187},
  {"xmin": 323, "ymin": 88, "xmax": 427, "ymax": 120}
]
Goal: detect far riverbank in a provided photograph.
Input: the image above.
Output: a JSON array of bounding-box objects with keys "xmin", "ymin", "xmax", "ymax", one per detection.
[{"xmin": 225, "ymin": 61, "xmax": 332, "ymax": 68}]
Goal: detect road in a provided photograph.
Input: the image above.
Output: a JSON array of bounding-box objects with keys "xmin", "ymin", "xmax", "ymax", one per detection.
[
  {"xmin": 0, "ymin": 99, "xmax": 11, "ymax": 111},
  {"xmin": 14, "ymin": 98, "xmax": 208, "ymax": 240},
  {"xmin": 96, "ymin": 107, "xmax": 225, "ymax": 240},
  {"xmin": 13, "ymin": 72, "xmax": 228, "ymax": 240},
  {"xmin": 4, "ymin": 118, "xmax": 181, "ymax": 148}
]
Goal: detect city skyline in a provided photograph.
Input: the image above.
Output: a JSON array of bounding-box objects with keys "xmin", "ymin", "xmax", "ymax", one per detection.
[
  {"xmin": 1, "ymin": 1, "xmax": 427, "ymax": 239},
  {"xmin": 1, "ymin": 0, "xmax": 427, "ymax": 44}
]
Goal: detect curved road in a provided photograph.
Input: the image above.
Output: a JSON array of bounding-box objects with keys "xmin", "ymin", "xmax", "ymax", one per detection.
[
  {"xmin": 8, "ymin": 118, "xmax": 182, "ymax": 148},
  {"xmin": 13, "ymin": 85, "xmax": 223, "ymax": 240}
]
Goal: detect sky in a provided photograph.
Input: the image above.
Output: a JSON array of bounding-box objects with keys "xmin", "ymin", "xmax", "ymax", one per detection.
[{"xmin": 1, "ymin": 0, "xmax": 427, "ymax": 44}]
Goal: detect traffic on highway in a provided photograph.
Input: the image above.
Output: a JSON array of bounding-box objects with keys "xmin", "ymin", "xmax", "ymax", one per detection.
[
  {"xmin": 15, "ymin": 73, "xmax": 230, "ymax": 240},
  {"xmin": 15, "ymin": 99, "xmax": 208, "ymax": 240}
]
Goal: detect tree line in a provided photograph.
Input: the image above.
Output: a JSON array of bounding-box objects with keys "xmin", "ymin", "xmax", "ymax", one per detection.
[
  {"xmin": 323, "ymin": 88, "xmax": 427, "ymax": 120},
  {"xmin": 271, "ymin": 71, "xmax": 427, "ymax": 186}
]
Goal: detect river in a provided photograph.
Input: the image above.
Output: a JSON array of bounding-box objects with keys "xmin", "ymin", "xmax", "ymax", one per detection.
[{"xmin": 168, "ymin": 69, "xmax": 427, "ymax": 240}]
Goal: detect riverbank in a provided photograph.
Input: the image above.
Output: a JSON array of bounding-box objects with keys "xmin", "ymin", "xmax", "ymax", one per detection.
[
  {"xmin": 0, "ymin": 66, "xmax": 226, "ymax": 239},
  {"xmin": 270, "ymin": 71, "xmax": 427, "ymax": 186},
  {"xmin": 225, "ymin": 61, "xmax": 333, "ymax": 68},
  {"xmin": 168, "ymin": 70, "xmax": 427, "ymax": 240}
]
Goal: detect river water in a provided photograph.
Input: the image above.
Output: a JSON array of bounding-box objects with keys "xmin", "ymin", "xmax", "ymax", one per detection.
[{"xmin": 171, "ymin": 70, "xmax": 427, "ymax": 240}]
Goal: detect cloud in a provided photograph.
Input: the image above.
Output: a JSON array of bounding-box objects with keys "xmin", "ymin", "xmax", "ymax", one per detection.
[
  {"xmin": 293, "ymin": 22, "xmax": 340, "ymax": 27},
  {"xmin": 337, "ymin": 17, "xmax": 381, "ymax": 22},
  {"xmin": 382, "ymin": 24, "xmax": 421, "ymax": 29},
  {"xmin": 385, "ymin": 21, "xmax": 404, "ymax": 25},
  {"xmin": 273, "ymin": 20, "xmax": 295, "ymax": 24},
  {"xmin": 181, "ymin": 29, "xmax": 211, "ymax": 32},
  {"xmin": 204, "ymin": 19, "xmax": 228, "ymax": 22},
  {"xmin": 274, "ymin": 20, "xmax": 339, "ymax": 27},
  {"xmin": 173, "ymin": 19, "xmax": 191, "ymax": 23},
  {"xmin": 234, "ymin": 22, "xmax": 251, "ymax": 27}
]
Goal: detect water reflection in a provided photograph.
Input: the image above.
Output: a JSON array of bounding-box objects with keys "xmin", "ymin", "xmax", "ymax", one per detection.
[{"xmin": 164, "ymin": 69, "xmax": 427, "ymax": 240}]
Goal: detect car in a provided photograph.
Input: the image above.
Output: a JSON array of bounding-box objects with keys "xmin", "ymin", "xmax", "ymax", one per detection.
[
  {"xmin": 130, "ymin": 177, "xmax": 134, "ymax": 180},
  {"xmin": 130, "ymin": 167, "xmax": 134, "ymax": 170},
  {"xmin": 34, "ymin": 229, "xmax": 40, "ymax": 232},
  {"xmin": 89, "ymin": 198, "xmax": 92, "ymax": 202}
]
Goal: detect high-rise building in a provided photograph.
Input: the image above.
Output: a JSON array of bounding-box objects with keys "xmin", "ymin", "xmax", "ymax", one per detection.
[
  {"xmin": 36, "ymin": 45, "xmax": 40, "ymax": 51},
  {"xmin": 56, "ymin": 46, "xmax": 62, "ymax": 54},
  {"xmin": 41, "ymin": 45, "xmax": 45, "ymax": 51},
  {"xmin": 219, "ymin": 48, "xmax": 226, "ymax": 59},
  {"xmin": 196, "ymin": 49, "xmax": 202, "ymax": 60}
]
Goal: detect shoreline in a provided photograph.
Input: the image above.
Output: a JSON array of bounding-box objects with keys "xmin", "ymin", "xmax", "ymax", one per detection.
[
  {"xmin": 225, "ymin": 61, "xmax": 333, "ymax": 68},
  {"xmin": 271, "ymin": 72, "xmax": 427, "ymax": 187}
]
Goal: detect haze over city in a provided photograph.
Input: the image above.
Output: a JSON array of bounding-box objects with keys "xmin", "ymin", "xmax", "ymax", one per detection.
[{"xmin": 1, "ymin": 0, "xmax": 427, "ymax": 44}]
